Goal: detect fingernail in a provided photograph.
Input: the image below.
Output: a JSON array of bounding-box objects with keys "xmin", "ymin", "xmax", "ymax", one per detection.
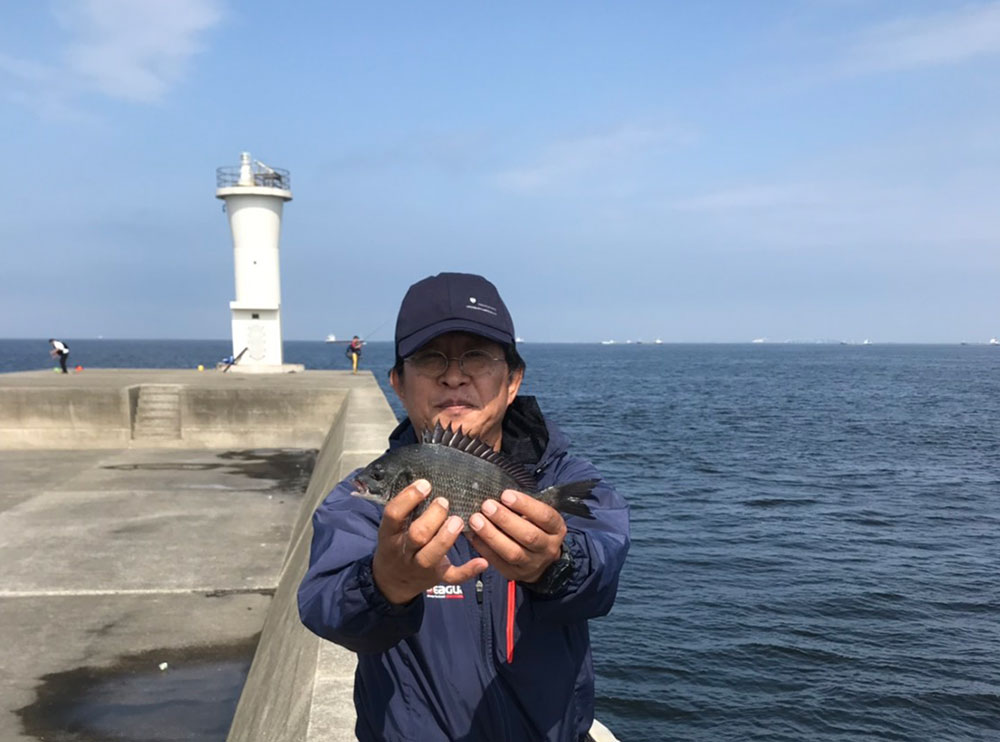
[
  {"xmin": 482, "ymin": 499, "xmax": 497, "ymax": 515},
  {"xmin": 469, "ymin": 513, "xmax": 484, "ymax": 531},
  {"xmin": 415, "ymin": 479, "xmax": 431, "ymax": 495},
  {"xmin": 447, "ymin": 516, "xmax": 463, "ymax": 534},
  {"xmin": 501, "ymin": 490, "xmax": 517, "ymax": 506},
  {"xmin": 434, "ymin": 497, "xmax": 449, "ymax": 510}
]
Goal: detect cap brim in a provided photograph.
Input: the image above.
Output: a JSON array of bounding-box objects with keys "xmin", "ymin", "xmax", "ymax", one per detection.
[{"xmin": 397, "ymin": 319, "xmax": 514, "ymax": 358}]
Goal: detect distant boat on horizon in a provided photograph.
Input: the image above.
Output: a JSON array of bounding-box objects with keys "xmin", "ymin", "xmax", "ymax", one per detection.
[
  {"xmin": 600, "ymin": 340, "xmax": 615, "ymax": 345},
  {"xmin": 990, "ymin": 337, "xmax": 999, "ymax": 346},
  {"xmin": 325, "ymin": 334, "xmax": 337, "ymax": 343},
  {"xmin": 752, "ymin": 338, "xmax": 767, "ymax": 344}
]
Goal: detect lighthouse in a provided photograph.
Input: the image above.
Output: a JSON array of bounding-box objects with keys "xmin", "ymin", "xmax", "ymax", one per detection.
[{"xmin": 216, "ymin": 152, "xmax": 300, "ymax": 372}]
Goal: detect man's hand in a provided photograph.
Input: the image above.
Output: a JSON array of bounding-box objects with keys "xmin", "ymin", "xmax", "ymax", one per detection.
[
  {"xmin": 467, "ymin": 489, "xmax": 566, "ymax": 584},
  {"xmin": 372, "ymin": 479, "xmax": 488, "ymax": 605}
]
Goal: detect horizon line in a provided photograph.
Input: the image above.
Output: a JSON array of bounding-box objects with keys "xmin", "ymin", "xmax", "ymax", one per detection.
[{"xmin": 3, "ymin": 337, "xmax": 999, "ymax": 346}]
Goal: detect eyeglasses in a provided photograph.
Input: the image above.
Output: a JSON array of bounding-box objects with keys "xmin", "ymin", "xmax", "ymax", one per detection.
[{"xmin": 404, "ymin": 349, "xmax": 505, "ymax": 377}]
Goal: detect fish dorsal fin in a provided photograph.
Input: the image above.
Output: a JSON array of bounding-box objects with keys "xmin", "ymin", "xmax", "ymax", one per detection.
[{"xmin": 419, "ymin": 423, "xmax": 537, "ymax": 493}]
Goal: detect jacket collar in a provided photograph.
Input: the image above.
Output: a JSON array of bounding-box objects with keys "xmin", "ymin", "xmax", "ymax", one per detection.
[{"xmin": 387, "ymin": 395, "xmax": 569, "ymax": 470}]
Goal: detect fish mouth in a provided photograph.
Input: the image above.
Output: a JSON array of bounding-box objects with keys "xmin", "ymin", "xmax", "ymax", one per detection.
[{"xmin": 353, "ymin": 476, "xmax": 369, "ymax": 495}]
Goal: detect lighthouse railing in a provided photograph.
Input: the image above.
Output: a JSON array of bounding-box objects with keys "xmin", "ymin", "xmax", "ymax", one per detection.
[{"xmin": 216, "ymin": 166, "xmax": 291, "ymax": 190}]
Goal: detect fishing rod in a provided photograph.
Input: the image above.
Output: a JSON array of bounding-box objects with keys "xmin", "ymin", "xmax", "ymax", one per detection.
[
  {"xmin": 360, "ymin": 318, "xmax": 390, "ymax": 342},
  {"xmin": 327, "ymin": 318, "xmax": 389, "ymax": 344}
]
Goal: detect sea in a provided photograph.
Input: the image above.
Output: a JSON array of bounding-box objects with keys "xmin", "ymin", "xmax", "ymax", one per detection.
[{"xmin": 3, "ymin": 339, "xmax": 1000, "ymax": 741}]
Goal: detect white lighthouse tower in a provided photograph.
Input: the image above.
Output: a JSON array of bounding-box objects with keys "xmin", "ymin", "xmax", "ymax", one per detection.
[{"xmin": 215, "ymin": 152, "xmax": 301, "ymax": 373}]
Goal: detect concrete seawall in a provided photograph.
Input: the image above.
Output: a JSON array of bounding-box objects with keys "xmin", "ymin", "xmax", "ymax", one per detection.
[
  {"xmin": 0, "ymin": 370, "xmax": 350, "ymax": 449},
  {"xmin": 226, "ymin": 374, "xmax": 398, "ymax": 742}
]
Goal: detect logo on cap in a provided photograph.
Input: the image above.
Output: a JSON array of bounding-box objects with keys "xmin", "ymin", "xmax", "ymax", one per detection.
[
  {"xmin": 466, "ymin": 296, "xmax": 498, "ymax": 316},
  {"xmin": 465, "ymin": 296, "xmax": 497, "ymax": 317}
]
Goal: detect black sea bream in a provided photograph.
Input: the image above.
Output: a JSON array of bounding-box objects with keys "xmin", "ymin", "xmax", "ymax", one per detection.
[{"xmin": 353, "ymin": 423, "xmax": 596, "ymax": 529}]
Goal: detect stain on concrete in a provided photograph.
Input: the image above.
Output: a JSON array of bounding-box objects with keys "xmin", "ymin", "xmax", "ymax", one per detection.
[
  {"xmin": 102, "ymin": 449, "xmax": 317, "ymax": 494},
  {"xmin": 103, "ymin": 462, "xmax": 223, "ymax": 472},
  {"xmin": 203, "ymin": 587, "xmax": 275, "ymax": 599},
  {"xmin": 85, "ymin": 618, "xmax": 125, "ymax": 639},
  {"xmin": 109, "ymin": 520, "xmax": 170, "ymax": 537},
  {"xmin": 16, "ymin": 635, "xmax": 260, "ymax": 742},
  {"xmin": 216, "ymin": 449, "xmax": 317, "ymax": 492}
]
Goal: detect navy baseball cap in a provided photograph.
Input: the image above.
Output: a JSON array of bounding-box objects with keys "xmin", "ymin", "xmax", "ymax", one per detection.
[{"xmin": 395, "ymin": 272, "xmax": 516, "ymax": 358}]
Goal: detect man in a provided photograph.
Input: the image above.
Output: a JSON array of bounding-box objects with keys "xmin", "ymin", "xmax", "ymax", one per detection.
[
  {"xmin": 347, "ymin": 334, "xmax": 363, "ymax": 374},
  {"xmin": 49, "ymin": 338, "xmax": 69, "ymax": 374},
  {"xmin": 298, "ymin": 272, "xmax": 630, "ymax": 742}
]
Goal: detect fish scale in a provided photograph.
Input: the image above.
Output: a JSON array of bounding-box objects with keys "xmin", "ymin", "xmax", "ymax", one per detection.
[{"xmin": 353, "ymin": 423, "xmax": 596, "ymax": 530}]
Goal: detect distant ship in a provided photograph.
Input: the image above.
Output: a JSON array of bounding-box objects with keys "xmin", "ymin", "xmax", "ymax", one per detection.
[
  {"xmin": 752, "ymin": 338, "xmax": 766, "ymax": 344},
  {"xmin": 325, "ymin": 334, "xmax": 337, "ymax": 343},
  {"xmin": 862, "ymin": 339, "xmax": 872, "ymax": 345},
  {"xmin": 600, "ymin": 340, "xmax": 615, "ymax": 345},
  {"xmin": 515, "ymin": 336, "xmax": 525, "ymax": 343},
  {"xmin": 654, "ymin": 338, "xmax": 663, "ymax": 344},
  {"xmin": 990, "ymin": 338, "xmax": 999, "ymax": 346}
]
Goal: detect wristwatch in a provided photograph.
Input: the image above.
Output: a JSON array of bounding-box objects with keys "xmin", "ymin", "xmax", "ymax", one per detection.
[{"xmin": 525, "ymin": 542, "xmax": 574, "ymax": 596}]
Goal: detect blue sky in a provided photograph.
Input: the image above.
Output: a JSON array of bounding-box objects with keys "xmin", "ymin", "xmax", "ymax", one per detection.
[{"xmin": 2, "ymin": 1, "xmax": 999, "ymax": 343}]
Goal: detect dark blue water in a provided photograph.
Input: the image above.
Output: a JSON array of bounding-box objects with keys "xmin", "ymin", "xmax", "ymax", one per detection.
[{"xmin": 4, "ymin": 339, "xmax": 1000, "ymax": 740}]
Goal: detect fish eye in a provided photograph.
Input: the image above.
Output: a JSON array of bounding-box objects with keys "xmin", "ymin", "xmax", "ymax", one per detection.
[{"xmin": 370, "ymin": 463, "xmax": 385, "ymax": 481}]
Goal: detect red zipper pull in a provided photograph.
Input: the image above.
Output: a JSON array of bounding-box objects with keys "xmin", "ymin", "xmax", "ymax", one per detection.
[{"xmin": 506, "ymin": 580, "xmax": 516, "ymax": 663}]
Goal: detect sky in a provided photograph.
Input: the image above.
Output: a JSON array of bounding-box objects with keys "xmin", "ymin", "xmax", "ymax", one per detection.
[{"xmin": 1, "ymin": 0, "xmax": 999, "ymax": 343}]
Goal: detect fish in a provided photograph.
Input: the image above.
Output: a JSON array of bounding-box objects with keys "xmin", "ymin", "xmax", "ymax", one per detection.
[{"xmin": 353, "ymin": 422, "xmax": 596, "ymax": 529}]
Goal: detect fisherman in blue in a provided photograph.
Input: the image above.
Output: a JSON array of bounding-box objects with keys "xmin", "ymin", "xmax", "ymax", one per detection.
[{"xmin": 298, "ymin": 272, "xmax": 630, "ymax": 742}]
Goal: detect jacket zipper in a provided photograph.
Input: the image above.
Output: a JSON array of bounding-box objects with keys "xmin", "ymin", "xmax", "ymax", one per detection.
[{"xmin": 478, "ymin": 574, "xmax": 491, "ymax": 664}]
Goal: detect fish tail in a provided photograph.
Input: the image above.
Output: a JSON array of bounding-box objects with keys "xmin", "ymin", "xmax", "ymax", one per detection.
[{"xmin": 539, "ymin": 479, "xmax": 598, "ymax": 519}]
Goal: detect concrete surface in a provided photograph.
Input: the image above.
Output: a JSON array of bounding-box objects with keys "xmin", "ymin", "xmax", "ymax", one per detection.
[
  {"xmin": 0, "ymin": 444, "xmax": 314, "ymax": 741},
  {"xmin": 4, "ymin": 592, "xmax": 268, "ymax": 742},
  {"xmin": 0, "ymin": 448, "xmax": 308, "ymax": 594},
  {"xmin": 0, "ymin": 369, "xmax": 394, "ymax": 742}
]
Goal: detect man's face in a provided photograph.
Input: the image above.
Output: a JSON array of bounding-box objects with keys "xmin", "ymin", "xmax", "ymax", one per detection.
[{"xmin": 390, "ymin": 331, "xmax": 523, "ymax": 449}]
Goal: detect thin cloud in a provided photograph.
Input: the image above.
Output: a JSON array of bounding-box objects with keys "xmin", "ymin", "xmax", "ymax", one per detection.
[
  {"xmin": 0, "ymin": 51, "xmax": 90, "ymax": 121},
  {"xmin": 843, "ymin": 2, "xmax": 1000, "ymax": 73},
  {"xmin": 322, "ymin": 130, "xmax": 493, "ymax": 175},
  {"xmin": 0, "ymin": 0, "xmax": 223, "ymax": 115},
  {"xmin": 669, "ymin": 175, "xmax": 1000, "ymax": 249},
  {"xmin": 0, "ymin": 54, "xmax": 53, "ymax": 84},
  {"xmin": 672, "ymin": 184, "xmax": 826, "ymax": 212},
  {"xmin": 494, "ymin": 123, "xmax": 694, "ymax": 193}
]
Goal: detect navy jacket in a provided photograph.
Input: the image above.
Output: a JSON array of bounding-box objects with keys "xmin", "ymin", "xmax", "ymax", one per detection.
[{"xmin": 298, "ymin": 397, "xmax": 630, "ymax": 742}]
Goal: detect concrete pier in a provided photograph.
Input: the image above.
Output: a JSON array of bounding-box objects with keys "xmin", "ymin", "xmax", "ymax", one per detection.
[{"xmin": 0, "ymin": 369, "xmax": 398, "ymax": 741}]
